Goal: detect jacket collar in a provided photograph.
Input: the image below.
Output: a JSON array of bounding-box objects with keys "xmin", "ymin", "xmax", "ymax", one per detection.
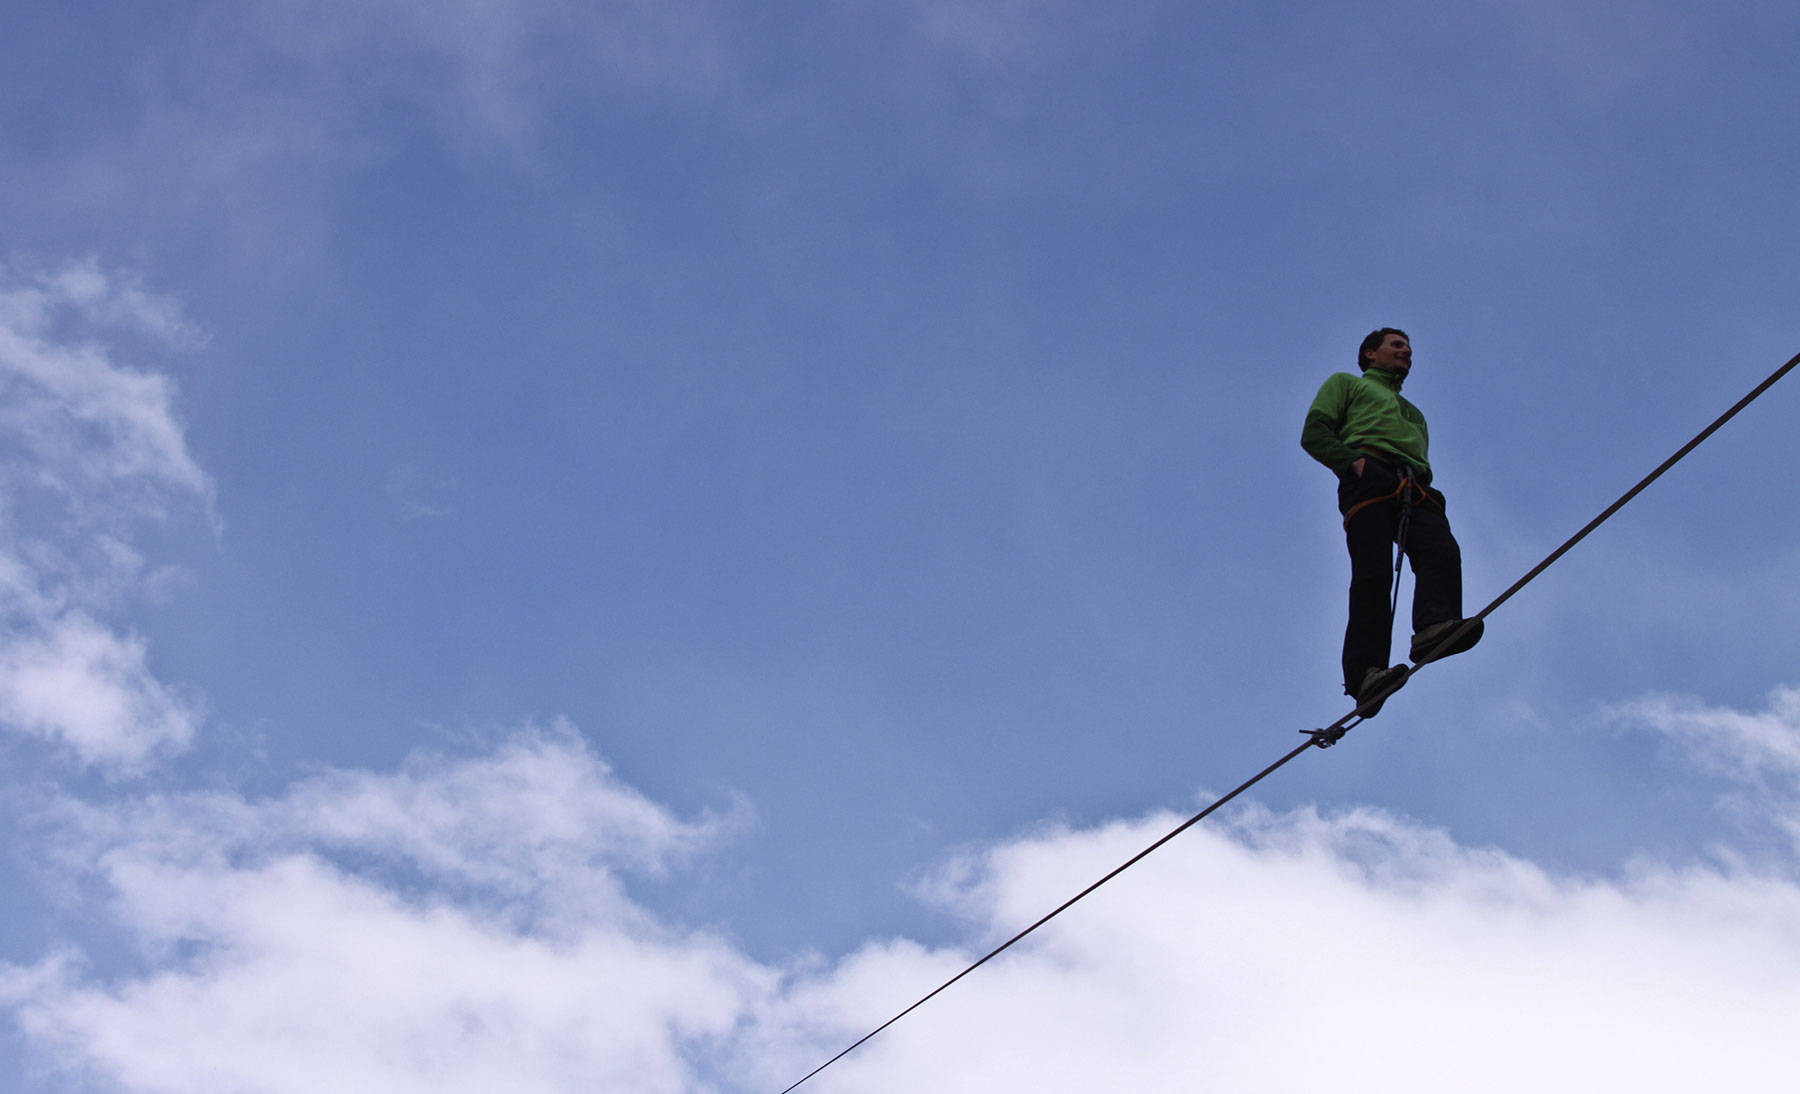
[{"xmin": 1363, "ymin": 366, "xmax": 1406, "ymax": 392}]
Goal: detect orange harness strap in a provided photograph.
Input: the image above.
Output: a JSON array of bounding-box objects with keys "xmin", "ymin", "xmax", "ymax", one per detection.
[{"xmin": 1341, "ymin": 455, "xmax": 1442, "ymax": 530}]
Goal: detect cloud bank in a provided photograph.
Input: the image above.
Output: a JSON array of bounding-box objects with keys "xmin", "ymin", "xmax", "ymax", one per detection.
[
  {"xmin": 5, "ymin": 731, "xmax": 767, "ymax": 1094},
  {"xmin": 6, "ymin": 708, "xmax": 1800, "ymax": 1092}
]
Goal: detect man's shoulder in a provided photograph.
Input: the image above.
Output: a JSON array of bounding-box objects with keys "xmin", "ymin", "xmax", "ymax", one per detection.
[{"xmin": 1314, "ymin": 371, "xmax": 1365, "ymax": 396}]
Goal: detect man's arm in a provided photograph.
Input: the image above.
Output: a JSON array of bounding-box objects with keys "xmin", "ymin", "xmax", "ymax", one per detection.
[{"xmin": 1300, "ymin": 374, "xmax": 1364, "ymax": 474}]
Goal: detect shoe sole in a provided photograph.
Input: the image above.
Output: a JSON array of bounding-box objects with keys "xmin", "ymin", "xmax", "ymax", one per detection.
[
  {"xmin": 1353, "ymin": 666, "xmax": 1408, "ymax": 718},
  {"xmin": 1412, "ymin": 619, "xmax": 1484, "ymax": 664}
]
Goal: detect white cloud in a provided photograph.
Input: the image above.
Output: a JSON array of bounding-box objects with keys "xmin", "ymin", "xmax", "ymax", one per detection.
[
  {"xmin": 4, "ymin": 730, "xmax": 767, "ymax": 1094},
  {"xmin": 0, "ymin": 263, "xmax": 211, "ymax": 772},
  {"xmin": 7, "ymin": 711, "xmax": 1800, "ymax": 1092},
  {"xmin": 0, "ymin": 613, "xmax": 196, "ymax": 770},
  {"xmin": 748, "ymin": 801, "xmax": 1800, "ymax": 1093}
]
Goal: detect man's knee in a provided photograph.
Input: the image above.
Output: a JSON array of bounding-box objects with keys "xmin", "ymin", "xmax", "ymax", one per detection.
[{"xmin": 1406, "ymin": 511, "xmax": 1461, "ymax": 564}]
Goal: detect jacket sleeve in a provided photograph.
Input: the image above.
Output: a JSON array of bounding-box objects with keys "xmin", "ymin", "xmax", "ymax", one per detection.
[{"xmin": 1300, "ymin": 374, "xmax": 1362, "ymax": 473}]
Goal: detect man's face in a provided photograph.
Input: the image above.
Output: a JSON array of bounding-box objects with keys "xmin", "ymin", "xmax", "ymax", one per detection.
[{"xmin": 1365, "ymin": 334, "xmax": 1412, "ymax": 374}]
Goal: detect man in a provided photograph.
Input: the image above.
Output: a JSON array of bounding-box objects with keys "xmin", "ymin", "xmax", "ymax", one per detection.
[{"xmin": 1301, "ymin": 327, "xmax": 1482, "ymax": 716}]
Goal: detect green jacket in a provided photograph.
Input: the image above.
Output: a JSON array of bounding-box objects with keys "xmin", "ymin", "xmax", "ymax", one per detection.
[{"xmin": 1301, "ymin": 368, "xmax": 1431, "ymax": 475}]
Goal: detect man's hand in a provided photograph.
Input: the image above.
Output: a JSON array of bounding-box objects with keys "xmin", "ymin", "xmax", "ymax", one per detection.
[{"xmin": 1351, "ymin": 457, "xmax": 1366, "ymax": 477}]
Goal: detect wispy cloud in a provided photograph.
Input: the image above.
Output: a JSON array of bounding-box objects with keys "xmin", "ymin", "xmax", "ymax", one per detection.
[
  {"xmin": 1612, "ymin": 687, "xmax": 1800, "ymax": 851},
  {"xmin": 12, "ymin": 2, "xmax": 740, "ymax": 271},
  {"xmin": 172, "ymin": 0, "xmax": 734, "ymax": 156},
  {"xmin": 385, "ymin": 462, "xmax": 459, "ymax": 521},
  {"xmin": 0, "ymin": 261, "xmax": 209, "ymax": 510},
  {"xmin": 900, "ymin": 0, "xmax": 1162, "ymax": 71},
  {"xmin": 0, "ymin": 262, "xmax": 211, "ymax": 772}
]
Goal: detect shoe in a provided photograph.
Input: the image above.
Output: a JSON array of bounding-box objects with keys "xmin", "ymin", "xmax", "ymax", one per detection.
[
  {"xmin": 1347, "ymin": 664, "xmax": 1409, "ymax": 718},
  {"xmin": 1411, "ymin": 619, "xmax": 1484, "ymax": 664}
]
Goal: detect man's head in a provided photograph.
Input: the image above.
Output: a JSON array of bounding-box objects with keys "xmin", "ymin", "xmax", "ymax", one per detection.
[{"xmin": 1358, "ymin": 328, "xmax": 1411, "ymax": 374}]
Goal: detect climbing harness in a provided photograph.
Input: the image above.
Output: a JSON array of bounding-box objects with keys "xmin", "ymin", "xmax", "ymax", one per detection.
[{"xmin": 1339, "ymin": 455, "xmax": 1440, "ymax": 531}]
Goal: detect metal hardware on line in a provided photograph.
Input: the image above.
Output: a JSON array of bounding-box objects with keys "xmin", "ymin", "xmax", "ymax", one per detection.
[{"xmin": 1307, "ymin": 725, "xmax": 1350, "ymax": 748}]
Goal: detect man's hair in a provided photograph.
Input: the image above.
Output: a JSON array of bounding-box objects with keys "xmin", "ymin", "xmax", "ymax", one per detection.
[{"xmin": 1357, "ymin": 327, "xmax": 1409, "ymax": 370}]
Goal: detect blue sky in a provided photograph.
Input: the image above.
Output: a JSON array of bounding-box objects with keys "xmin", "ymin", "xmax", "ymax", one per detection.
[{"xmin": 2, "ymin": 1, "xmax": 1799, "ymax": 1090}]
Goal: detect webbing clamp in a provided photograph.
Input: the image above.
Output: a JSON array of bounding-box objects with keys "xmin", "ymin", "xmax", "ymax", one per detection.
[{"xmin": 1305, "ymin": 723, "xmax": 1353, "ymax": 748}]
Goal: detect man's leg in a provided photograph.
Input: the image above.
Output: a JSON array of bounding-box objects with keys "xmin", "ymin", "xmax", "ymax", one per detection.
[
  {"xmin": 1341, "ymin": 497, "xmax": 1400, "ymax": 690},
  {"xmin": 1405, "ymin": 491, "xmax": 1482, "ymax": 662},
  {"xmin": 1404, "ymin": 500, "xmax": 1463, "ymax": 632}
]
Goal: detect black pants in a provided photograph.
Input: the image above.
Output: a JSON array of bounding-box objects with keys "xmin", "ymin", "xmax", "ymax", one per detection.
[{"xmin": 1336, "ymin": 459, "xmax": 1463, "ymax": 689}]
